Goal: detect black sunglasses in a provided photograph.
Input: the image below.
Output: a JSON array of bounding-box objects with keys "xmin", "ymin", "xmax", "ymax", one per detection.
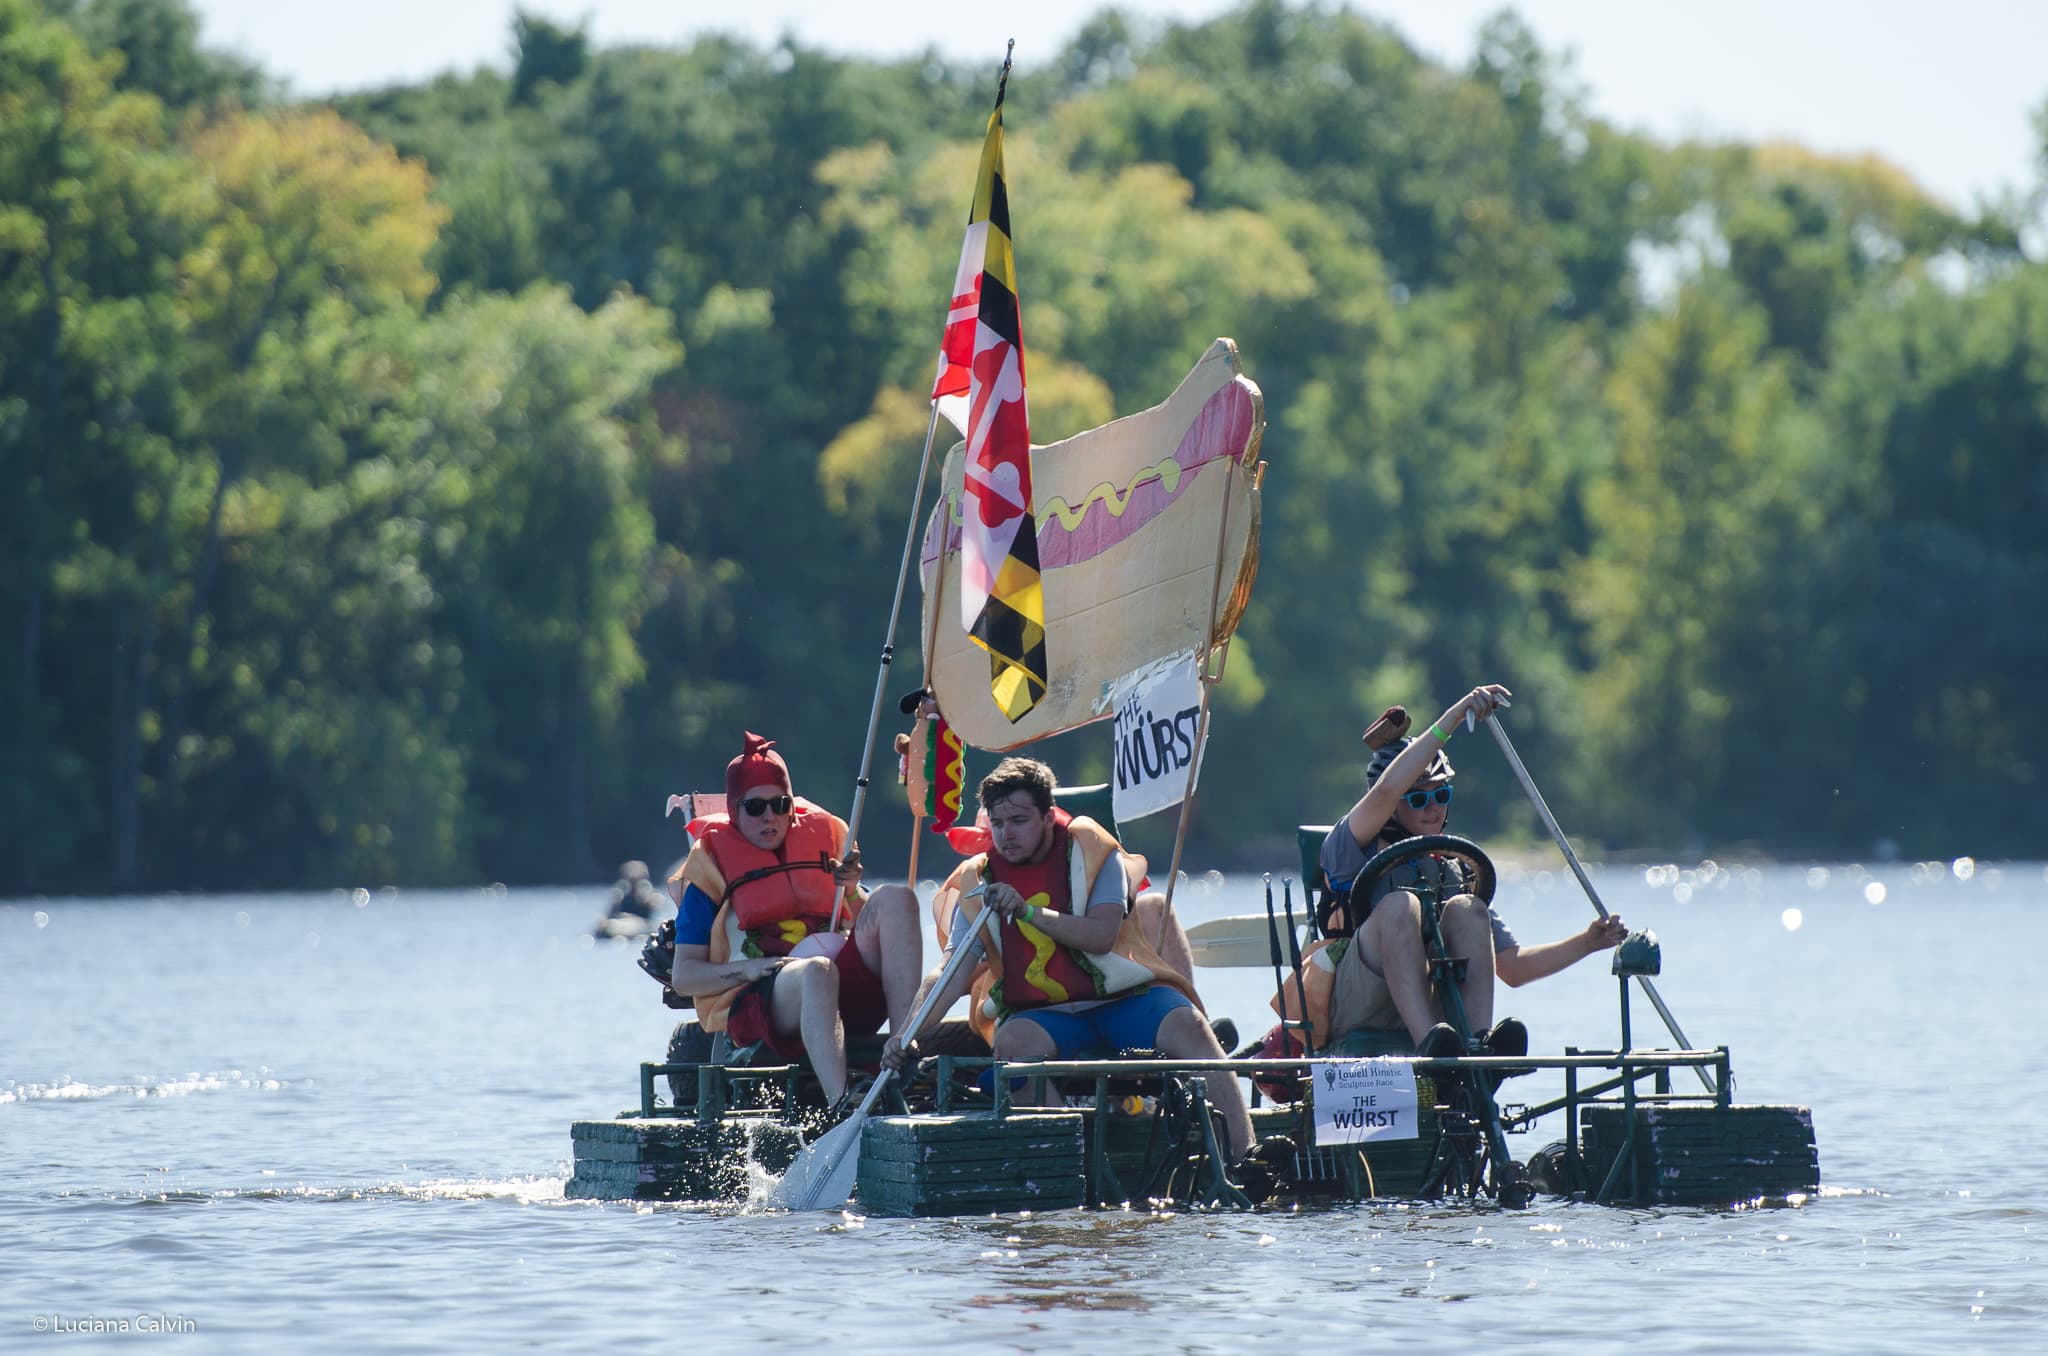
[
  {"xmin": 1401, "ymin": 784, "xmax": 1454, "ymax": 810},
  {"xmin": 740, "ymin": 794, "xmax": 793, "ymax": 817}
]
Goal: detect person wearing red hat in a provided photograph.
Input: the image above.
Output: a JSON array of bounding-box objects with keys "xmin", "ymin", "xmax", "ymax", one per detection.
[{"xmin": 665, "ymin": 732, "xmax": 922, "ymax": 1108}]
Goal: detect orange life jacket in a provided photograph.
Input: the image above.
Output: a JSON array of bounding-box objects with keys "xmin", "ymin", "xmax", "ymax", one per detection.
[{"xmin": 695, "ymin": 798, "xmax": 842, "ymax": 957}]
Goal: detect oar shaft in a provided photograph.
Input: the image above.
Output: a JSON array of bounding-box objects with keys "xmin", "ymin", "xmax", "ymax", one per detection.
[
  {"xmin": 830, "ymin": 894, "xmax": 996, "ymax": 1153},
  {"xmin": 1483, "ymin": 715, "xmax": 1605, "ymax": 916},
  {"xmin": 1483, "ymin": 715, "xmax": 1708, "ymax": 1085},
  {"xmin": 894, "ymin": 888, "xmax": 998, "ymax": 1055}
]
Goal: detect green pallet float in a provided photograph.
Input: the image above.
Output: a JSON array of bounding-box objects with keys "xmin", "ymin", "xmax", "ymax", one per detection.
[
  {"xmin": 566, "ymin": 1114, "xmax": 804, "ymax": 1202},
  {"xmin": 1575, "ymin": 1103, "xmax": 1819, "ymax": 1205},
  {"xmin": 856, "ymin": 1112, "xmax": 1087, "ymax": 1217}
]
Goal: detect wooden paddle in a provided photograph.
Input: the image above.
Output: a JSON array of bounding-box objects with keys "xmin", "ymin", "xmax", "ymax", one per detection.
[
  {"xmin": 1186, "ymin": 913, "xmax": 1307, "ymax": 967},
  {"xmin": 770, "ymin": 892, "xmax": 996, "ymax": 1212}
]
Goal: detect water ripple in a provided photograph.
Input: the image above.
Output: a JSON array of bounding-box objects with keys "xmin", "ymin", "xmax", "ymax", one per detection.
[{"xmin": 1, "ymin": 1071, "xmax": 288, "ymax": 1105}]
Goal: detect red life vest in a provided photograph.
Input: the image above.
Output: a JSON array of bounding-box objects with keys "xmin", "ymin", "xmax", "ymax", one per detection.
[
  {"xmin": 985, "ymin": 812, "xmax": 1116, "ymax": 1012},
  {"xmin": 696, "ymin": 798, "xmax": 841, "ymax": 958}
]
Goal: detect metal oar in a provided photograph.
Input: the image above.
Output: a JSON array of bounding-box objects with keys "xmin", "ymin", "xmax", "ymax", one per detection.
[
  {"xmin": 771, "ymin": 893, "xmax": 997, "ymax": 1211},
  {"xmin": 1482, "ymin": 714, "xmax": 1713, "ymax": 1092}
]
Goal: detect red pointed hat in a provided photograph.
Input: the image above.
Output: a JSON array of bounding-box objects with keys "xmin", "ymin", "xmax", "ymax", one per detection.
[{"xmin": 725, "ymin": 731, "xmax": 792, "ymax": 804}]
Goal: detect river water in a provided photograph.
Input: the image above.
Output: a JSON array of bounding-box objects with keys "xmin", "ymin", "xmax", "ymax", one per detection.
[{"xmin": 3, "ymin": 861, "xmax": 2042, "ymax": 1352}]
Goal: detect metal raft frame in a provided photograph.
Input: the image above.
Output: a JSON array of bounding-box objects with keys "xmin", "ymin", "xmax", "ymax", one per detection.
[
  {"xmin": 600, "ymin": 814, "xmax": 1792, "ymax": 1212},
  {"xmin": 628, "ymin": 1040, "xmax": 1735, "ymax": 1209}
]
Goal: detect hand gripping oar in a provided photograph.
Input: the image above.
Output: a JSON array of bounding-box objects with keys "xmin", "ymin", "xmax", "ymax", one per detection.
[
  {"xmin": 1481, "ymin": 714, "xmax": 1713, "ymax": 1093},
  {"xmin": 771, "ymin": 894, "xmax": 997, "ymax": 1211}
]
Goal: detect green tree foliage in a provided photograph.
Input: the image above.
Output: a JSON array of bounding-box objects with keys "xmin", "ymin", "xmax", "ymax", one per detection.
[
  {"xmin": 3, "ymin": 0, "xmax": 2041, "ymax": 892},
  {"xmin": 67, "ymin": 0, "xmax": 267, "ymax": 110},
  {"xmin": 509, "ymin": 8, "xmax": 587, "ymax": 107}
]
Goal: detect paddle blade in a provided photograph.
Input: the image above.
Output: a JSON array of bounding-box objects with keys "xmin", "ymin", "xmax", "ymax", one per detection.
[
  {"xmin": 1189, "ymin": 933, "xmax": 1286, "ymax": 968},
  {"xmin": 1186, "ymin": 914, "xmax": 1304, "ymax": 968},
  {"xmin": 769, "ymin": 1111, "xmax": 867, "ymax": 1212}
]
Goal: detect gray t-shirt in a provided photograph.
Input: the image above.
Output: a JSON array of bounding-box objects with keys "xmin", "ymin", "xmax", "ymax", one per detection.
[{"xmin": 1320, "ymin": 824, "xmax": 1517, "ymax": 951}]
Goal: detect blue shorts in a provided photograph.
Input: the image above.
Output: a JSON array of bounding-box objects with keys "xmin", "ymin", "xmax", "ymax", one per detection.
[{"xmin": 1002, "ymin": 986, "xmax": 1194, "ymax": 1058}]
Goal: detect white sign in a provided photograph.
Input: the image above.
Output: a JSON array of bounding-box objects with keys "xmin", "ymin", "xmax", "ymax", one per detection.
[
  {"xmin": 1309, "ymin": 1058, "xmax": 1421, "ymax": 1145},
  {"xmin": 1107, "ymin": 653, "xmax": 1206, "ymax": 823}
]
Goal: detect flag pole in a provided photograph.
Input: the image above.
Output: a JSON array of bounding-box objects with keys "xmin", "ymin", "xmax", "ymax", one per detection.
[
  {"xmin": 834, "ymin": 402, "xmax": 944, "ymax": 932},
  {"xmin": 843, "ymin": 41, "xmax": 1014, "ymax": 934},
  {"xmin": 843, "ymin": 42, "xmax": 1019, "ymax": 934},
  {"xmin": 1159, "ymin": 456, "xmax": 1239, "ymax": 912},
  {"xmin": 902, "ymin": 474, "xmax": 955, "ymax": 908}
]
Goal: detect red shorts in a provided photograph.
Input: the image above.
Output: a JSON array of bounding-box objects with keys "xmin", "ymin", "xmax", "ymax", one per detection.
[{"xmin": 726, "ymin": 937, "xmax": 889, "ymax": 1062}]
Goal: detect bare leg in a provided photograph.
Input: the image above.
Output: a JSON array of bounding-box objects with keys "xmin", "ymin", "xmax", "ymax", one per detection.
[
  {"xmin": 854, "ymin": 884, "xmax": 923, "ymax": 1032},
  {"xmin": 1439, "ymin": 894, "xmax": 1498, "ymax": 1036},
  {"xmin": 1154, "ymin": 1005, "xmax": 1253, "ymax": 1161},
  {"xmin": 991, "ymin": 1015, "xmax": 1059, "ymax": 1106},
  {"xmin": 1357, "ymin": 891, "xmax": 1441, "ymax": 1044},
  {"xmin": 770, "ymin": 956, "xmax": 846, "ymax": 1102}
]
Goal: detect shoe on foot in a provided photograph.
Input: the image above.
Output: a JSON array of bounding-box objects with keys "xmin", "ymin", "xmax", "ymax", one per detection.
[
  {"xmin": 1483, "ymin": 1017, "xmax": 1528, "ymax": 1059},
  {"xmin": 1417, "ymin": 1024, "xmax": 1466, "ymax": 1089},
  {"xmin": 1481, "ymin": 1017, "xmax": 1532, "ymax": 1089},
  {"xmin": 1484, "ymin": 1018, "xmax": 1532, "ymax": 1078},
  {"xmin": 1417, "ymin": 1022, "xmax": 1464, "ymax": 1068},
  {"xmin": 1231, "ymin": 1134, "xmax": 1297, "ymax": 1206},
  {"xmin": 801, "ymin": 1079, "xmax": 869, "ymax": 1136}
]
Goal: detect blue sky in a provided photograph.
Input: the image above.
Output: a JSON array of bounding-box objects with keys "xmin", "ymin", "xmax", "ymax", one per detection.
[{"xmin": 189, "ymin": 0, "xmax": 2044, "ymax": 214}]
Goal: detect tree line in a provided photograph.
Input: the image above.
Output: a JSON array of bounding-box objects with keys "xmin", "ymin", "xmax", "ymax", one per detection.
[{"xmin": 3, "ymin": 0, "xmax": 2043, "ymax": 894}]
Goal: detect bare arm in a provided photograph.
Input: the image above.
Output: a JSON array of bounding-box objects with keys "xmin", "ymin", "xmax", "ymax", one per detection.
[
  {"xmin": 668, "ymin": 942, "xmax": 781, "ymax": 998},
  {"xmin": 1495, "ymin": 915, "xmax": 1627, "ymax": 987},
  {"xmin": 1343, "ymin": 684, "xmax": 1514, "ymax": 848}
]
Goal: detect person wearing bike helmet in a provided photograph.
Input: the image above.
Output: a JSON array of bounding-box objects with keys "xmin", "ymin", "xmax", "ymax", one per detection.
[{"xmin": 1308, "ymin": 683, "xmax": 1626, "ymax": 1069}]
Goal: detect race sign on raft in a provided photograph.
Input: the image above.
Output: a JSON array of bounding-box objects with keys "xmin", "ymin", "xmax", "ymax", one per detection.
[
  {"xmin": 1107, "ymin": 652, "xmax": 1206, "ymax": 823},
  {"xmin": 1310, "ymin": 1058, "xmax": 1422, "ymax": 1146}
]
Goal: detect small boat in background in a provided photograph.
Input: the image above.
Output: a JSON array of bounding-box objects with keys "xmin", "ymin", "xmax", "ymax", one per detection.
[{"xmin": 590, "ymin": 860, "xmax": 670, "ymax": 940}]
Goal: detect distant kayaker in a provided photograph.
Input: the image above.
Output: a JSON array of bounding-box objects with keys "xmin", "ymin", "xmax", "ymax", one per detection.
[
  {"xmin": 881, "ymin": 754, "xmax": 1256, "ymax": 1167},
  {"xmin": 1290, "ymin": 683, "xmax": 1626, "ymax": 1068},
  {"xmin": 664, "ymin": 732, "xmax": 923, "ymax": 1113}
]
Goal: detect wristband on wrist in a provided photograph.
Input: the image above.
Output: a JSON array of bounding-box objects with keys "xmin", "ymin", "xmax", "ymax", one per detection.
[
  {"xmin": 1023, "ymin": 902, "xmax": 1040, "ymax": 923},
  {"xmin": 1429, "ymin": 720, "xmax": 1451, "ymax": 743}
]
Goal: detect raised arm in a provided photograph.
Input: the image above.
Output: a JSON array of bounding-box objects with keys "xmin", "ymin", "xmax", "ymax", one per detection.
[{"xmin": 1342, "ymin": 683, "xmax": 1514, "ymax": 847}]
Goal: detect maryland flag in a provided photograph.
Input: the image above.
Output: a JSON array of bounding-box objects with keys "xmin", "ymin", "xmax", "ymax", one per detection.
[{"xmin": 932, "ymin": 64, "xmax": 1047, "ymax": 723}]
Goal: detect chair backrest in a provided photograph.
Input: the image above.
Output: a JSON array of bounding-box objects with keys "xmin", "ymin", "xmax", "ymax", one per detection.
[
  {"xmin": 684, "ymin": 791, "xmax": 726, "ymax": 823},
  {"xmin": 1053, "ymin": 782, "xmax": 1118, "ymax": 840},
  {"xmin": 1298, "ymin": 825, "xmax": 1335, "ymax": 938},
  {"xmin": 1297, "ymin": 825, "xmax": 1332, "ymax": 894},
  {"xmin": 660, "ymin": 792, "xmax": 726, "ymax": 893}
]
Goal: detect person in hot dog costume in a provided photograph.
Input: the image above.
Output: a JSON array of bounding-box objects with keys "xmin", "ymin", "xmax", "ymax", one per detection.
[{"xmin": 881, "ymin": 755, "xmax": 1253, "ymax": 1165}]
